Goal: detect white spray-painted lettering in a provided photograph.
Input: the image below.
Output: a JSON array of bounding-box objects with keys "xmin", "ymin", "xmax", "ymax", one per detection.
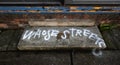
[
  {"xmin": 75, "ymin": 29, "xmax": 82, "ymax": 37},
  {"xmin": 61, "ymin": 30, "xmax": 70, "ymax": 39},
  {"xmin": 51, "ymin": 30, "xmax": 59, "ymax": 37},
  {"xmin": 22, "ymin": 30, "xmax": 34, "ymax": 40},
  {"xmin": 22, "ymin": 28, "xmax": 106, "ymax": 47},
  {"xmin": 33, "ymin": 29, "xmax": 41, "ymax": 38},
  {"xmin": 69, "ymin": 28, "xmax": 76, "ymax": 37}
]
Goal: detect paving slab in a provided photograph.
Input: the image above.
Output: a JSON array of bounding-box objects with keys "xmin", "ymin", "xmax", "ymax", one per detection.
[
  {"xmin": 110, "ymin": 28, "xmax": 120, "ymax": 49},
  {"xmin": 101, "ymin": 27, "xmax": 120, "ymax": 50},
  {"xmin": 0, "ymin": 51, "xmax": 71, "ymax": 65},
  {"xmin": 18, "ymin": 26, "xmax": 106, "ymax": 50},
  {"xmin": 0, "ymin": 30, "xmax": 15, "ymax": 51},
  {"xmin": 7, "ymin": 30, "xmax": 23, "ymax": 51},
  {"xmin": 73, "ymin": 50, "xmax": 120, "ymax": 65}
]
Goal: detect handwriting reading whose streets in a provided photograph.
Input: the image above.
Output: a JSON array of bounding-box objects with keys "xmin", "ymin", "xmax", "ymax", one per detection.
[{"xmin": 22, "ymin": 28, "xmax": 106, "ymax": 48}]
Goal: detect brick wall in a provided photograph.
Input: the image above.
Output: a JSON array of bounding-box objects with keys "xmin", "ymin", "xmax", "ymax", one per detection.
[{"xmin": 0, "ymin": 14, "xmax": 119, "ymax": 29}]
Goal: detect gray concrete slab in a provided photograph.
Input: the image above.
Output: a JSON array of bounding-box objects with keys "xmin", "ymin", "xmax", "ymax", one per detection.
[
  {"xmin": 0, "ymin": 51, "xmax": 71, "ymax": 65},
  {"xmin": 101, "ymin": 27, "xmax": 120, "ymax": 50},
  {"xmin": 7, "ymin": 30, "xmax": 23, "ymax": 51},
  {"xmin": 73, "ymin": 50, "xmax": 120, "ymax": 65},
  {"xmin": 0, "ymin": 30, "xmax": 15, "ymax": 51},
  {"xmin": 18, "ymin": 26, "xmax": 106, "ymax": 50}
]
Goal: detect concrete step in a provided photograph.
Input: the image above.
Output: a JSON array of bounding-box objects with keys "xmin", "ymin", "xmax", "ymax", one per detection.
[
  {"xmin": 29, "ymin": 19, "xmax": 95, "ymax": 26},
  {"xmin": 18, "ymin": 26, "xmax": 106, "ymax": 50}
]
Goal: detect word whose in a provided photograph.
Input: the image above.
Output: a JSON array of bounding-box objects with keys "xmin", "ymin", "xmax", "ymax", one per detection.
[{"xmin": 22, "ymin": 28, "xmax": 106, "ymax": 47}]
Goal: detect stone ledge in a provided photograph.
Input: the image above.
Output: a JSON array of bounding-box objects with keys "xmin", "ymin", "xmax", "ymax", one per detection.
[
  {"xmin": 18, "ymin": 26, "xmax": 106, "ymax": 50},
  {"xmin": 29, "ymin": 19, "xmax": 95, "ymax": 26}
]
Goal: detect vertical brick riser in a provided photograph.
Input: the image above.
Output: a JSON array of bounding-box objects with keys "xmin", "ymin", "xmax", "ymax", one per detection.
[{"xmin": 0, "ymin": 14, "xmax": 119, "ymax": 29}]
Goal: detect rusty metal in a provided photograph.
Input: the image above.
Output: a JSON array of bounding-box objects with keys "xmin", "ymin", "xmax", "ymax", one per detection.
[{"xmin": 0, "ymin": 6, "xmax": 119, "ymax": 13}]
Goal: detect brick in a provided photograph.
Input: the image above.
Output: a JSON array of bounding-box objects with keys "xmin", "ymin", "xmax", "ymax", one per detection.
[{"xmin": 0, "ymin": 23, "xmax": 8, "ymax": 28}]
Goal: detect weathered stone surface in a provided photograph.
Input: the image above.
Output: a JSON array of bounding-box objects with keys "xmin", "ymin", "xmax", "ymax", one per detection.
[
  {"xmin": 73, "ymin": 50, "xmax": 120, "ymax": 65},
  {"xmin": 0, "ymin": 51, "xmax": 71, "ymax": 65},
  {"xmin": 0, "ymin": 30, "xmax": 15, "ymax": 51},
  {"xmin": 29, "ymin": 19, "xmax": 95, "ymax": 26},
  {"xmin": 7, "ymin": 30, "xmax": 23, "ymax": 51},
  {"xmin": 18, "ymin": 26, "xmax": 106, "ymax": 50},
  {"xmin": 101, "ymin": 27, "xmax": 120, "ymax": 50}
]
